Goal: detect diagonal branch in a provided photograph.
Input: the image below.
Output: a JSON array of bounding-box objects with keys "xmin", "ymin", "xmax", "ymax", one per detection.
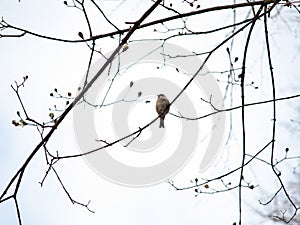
[{"xmin": 0, "ymin": 0, "xmax": 163, "ymax": 215}]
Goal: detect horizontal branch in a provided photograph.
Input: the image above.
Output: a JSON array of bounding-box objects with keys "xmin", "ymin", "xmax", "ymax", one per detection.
[
  {"xmin": 170, "ymin": 140, "xmax": 273, "ymax": 191},
  {"xmin": 1, "ymin": 1, "xmax": 272, "ymax": 43},
  {"xmin": 170, "ymin": 93, "xmax": 300, "ymax": 120}
]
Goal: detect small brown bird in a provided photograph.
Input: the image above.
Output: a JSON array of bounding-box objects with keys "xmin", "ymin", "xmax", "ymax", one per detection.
[{"xmin": 156, "ymin": 94, "xmax": 170, "ymax": 128}]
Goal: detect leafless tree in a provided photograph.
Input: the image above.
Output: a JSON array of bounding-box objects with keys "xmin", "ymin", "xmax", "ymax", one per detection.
[{"xmin": 1, "ymin": 1, "xmax": 300, "ymax": 225}]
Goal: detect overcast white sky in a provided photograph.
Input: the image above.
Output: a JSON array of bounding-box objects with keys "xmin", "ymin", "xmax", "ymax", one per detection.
[{"xmin": 1, "ymin": 1, "xmax": 300, "ymax": 225}]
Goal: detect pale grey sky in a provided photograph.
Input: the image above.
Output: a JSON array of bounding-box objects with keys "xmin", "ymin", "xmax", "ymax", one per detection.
[{"xmin": 1, "ymin": 1, "xmax": 299, "ymax": 225}]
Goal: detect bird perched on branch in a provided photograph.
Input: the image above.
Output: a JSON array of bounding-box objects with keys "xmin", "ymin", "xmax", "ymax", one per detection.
[{"xmin": 156, "ymin": 94, "xmax": 170, "ymax": 128}]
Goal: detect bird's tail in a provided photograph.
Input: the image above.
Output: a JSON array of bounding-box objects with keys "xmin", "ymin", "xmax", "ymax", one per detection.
[{"xmin": 159, "ymin": 118, "xmax": 164, "ymax": 128}]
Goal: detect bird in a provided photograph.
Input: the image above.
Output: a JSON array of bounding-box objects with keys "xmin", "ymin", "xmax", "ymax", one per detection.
[{"xmin": 156, "ymin": 94, "xmax": 170, "ymax": 128}]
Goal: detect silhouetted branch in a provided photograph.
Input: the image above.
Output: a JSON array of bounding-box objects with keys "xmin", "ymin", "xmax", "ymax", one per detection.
[
  {"xmin": 1, "ymin": 1, "xmax": 300, "ymax": 225},
  {"xmin": 0, "ymin": 0, "xmax": 164, "ymax": 221}
]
